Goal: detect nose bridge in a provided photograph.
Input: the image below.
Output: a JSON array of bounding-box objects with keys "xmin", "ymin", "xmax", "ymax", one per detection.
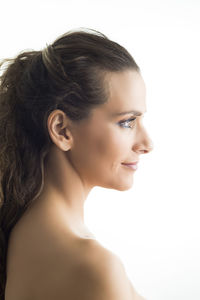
[{"xmin": 133, "ymin": 123, "xmax": 153, "ymax": 153}]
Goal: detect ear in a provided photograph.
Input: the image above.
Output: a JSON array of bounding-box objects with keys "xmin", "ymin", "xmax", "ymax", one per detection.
[{"xmin": 47, "ymin": 109, "xmax": 73, "ymax": 151}]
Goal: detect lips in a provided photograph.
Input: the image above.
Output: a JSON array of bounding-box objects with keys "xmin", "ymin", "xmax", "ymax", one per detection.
[
  {"xmin": 122, "ymin": 161, "xmax": 138, "ymax": 165},
  {"xmin": 121, "ymin": 161, "xmax": 138, "ymax": 170}
]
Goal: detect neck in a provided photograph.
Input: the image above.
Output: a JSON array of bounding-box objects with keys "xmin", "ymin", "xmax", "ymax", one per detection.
[{"xmin": 31, "ymin": 145, "xmax": 94, "ymax": 236}]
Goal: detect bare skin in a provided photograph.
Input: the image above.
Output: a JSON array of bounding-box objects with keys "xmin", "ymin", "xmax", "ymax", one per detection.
[{"xmin": 5, "ymin": 70, "xmax": 153, "ymax": 299}]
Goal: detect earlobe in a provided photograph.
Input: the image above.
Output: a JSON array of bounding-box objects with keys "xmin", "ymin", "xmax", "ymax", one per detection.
[{"xmin": 47, "ymin": 110, "xmax": 73, "ymax": 151}]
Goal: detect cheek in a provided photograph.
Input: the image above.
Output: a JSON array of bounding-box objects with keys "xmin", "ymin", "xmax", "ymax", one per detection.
[
  {"xmin": 92, "ymin": 129, "xmax": 129, "ymax": 165},
  {"xmin": 71, "ymin": 124, "xmax": 132, "ymax": 175}
]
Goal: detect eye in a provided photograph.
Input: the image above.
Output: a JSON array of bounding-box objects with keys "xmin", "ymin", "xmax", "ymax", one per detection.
[{"xmin": 118, "ymin": 117, "xmax": 137, "ymax": 129}]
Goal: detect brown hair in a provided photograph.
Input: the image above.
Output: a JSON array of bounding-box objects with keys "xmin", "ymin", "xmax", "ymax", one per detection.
[{"xmin": 0, "ymin": 28, "xmax": 139, "ymax": 298}]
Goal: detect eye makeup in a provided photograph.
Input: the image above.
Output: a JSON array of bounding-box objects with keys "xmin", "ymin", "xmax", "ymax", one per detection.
[{"xmin": 118, "ymin": 117, "xmax": 137, "ymax": 129}]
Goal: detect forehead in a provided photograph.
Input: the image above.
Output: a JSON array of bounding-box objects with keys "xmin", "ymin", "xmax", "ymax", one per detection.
[{"xmin": 97, "ymin": 70, "xmax": 146, "ymax": 117}]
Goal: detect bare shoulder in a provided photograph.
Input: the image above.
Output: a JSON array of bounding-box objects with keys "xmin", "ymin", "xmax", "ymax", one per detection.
[
  {"xmin": 80, "ymin": 238, "xmax": 127, "ymax": 274},
  {"xmin": 70, "ymin": 239, "xmax": 133, "ymax": 300},
  {"xmin": 74, "ymin": 239, "xmax": 146, "ymax": 300}
]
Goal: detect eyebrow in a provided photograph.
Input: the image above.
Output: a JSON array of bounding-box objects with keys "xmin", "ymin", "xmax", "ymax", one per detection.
[{"xmin": 112, "ymin": 110, "xmax": 146, "ymax": 117}]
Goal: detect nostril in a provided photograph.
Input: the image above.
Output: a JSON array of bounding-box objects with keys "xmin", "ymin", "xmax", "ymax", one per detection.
[{"xmin": 142, "ymin": 149, "xmax": 148, "ymax": 153}]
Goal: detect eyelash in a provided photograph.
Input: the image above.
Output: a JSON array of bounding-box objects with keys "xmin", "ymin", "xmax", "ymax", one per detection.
[{"xmin": 118, "ymin": 117, "xmax": 137, "ymax": 129}]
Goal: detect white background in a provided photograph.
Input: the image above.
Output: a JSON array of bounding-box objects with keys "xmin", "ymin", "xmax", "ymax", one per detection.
[{"xmin": 1, "ymin": 1, "xmax": 200, "ymax": 299}]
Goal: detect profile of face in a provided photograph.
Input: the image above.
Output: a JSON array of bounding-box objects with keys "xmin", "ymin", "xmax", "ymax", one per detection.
[{"xmin": 63, "ymin": 70, "xmax": 153, "ymax": 192}]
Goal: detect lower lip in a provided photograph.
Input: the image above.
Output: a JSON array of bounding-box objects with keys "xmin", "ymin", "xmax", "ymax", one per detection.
[{"xmin": 121, "ymin": 164, "xmax": 138, "ymax": 171}]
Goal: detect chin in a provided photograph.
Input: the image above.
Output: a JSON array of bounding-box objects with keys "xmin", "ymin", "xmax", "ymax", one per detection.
[
  {"xmin": 117, "ymin": 174, "xmax": 134, "ymax": 191},
  {"xmin": 101, "ymin": 178, "xmax": 134, "ymax": 191},
  {"xmin": 116, "ymin": 182, "xmax": 133, "ymax": 191}
]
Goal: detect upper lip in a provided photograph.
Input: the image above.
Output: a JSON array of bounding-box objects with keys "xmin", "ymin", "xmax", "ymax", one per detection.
[{"xmin": 122, "ymin": 161, "xmax": 138, "ymax": 165}]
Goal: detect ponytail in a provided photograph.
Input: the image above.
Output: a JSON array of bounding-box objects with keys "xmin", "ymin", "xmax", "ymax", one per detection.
[{"xmin": 0, "ymin": 52, "xmax": 51, "ymax": 299}]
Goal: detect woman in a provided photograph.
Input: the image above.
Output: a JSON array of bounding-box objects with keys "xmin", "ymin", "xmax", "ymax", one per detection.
[{"xmin": 0, "ymin": 28, "xmax": 153, "ymax": 300}]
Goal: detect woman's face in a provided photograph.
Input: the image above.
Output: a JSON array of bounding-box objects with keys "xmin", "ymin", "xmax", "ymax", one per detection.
[{"xmin": 67, "ymin": 70, "xmax": 153, "ymax": 191}]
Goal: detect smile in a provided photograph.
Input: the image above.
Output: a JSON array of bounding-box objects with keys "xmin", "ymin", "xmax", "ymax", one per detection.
[{"xmin": 121, "ymin": 163, "xmax": 138, "ymax": 171}]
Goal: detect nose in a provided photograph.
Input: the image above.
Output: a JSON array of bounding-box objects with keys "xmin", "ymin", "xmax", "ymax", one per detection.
[{"xmin": 132, "ymin": 126, "xmax": 154, "ymax": 154}]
